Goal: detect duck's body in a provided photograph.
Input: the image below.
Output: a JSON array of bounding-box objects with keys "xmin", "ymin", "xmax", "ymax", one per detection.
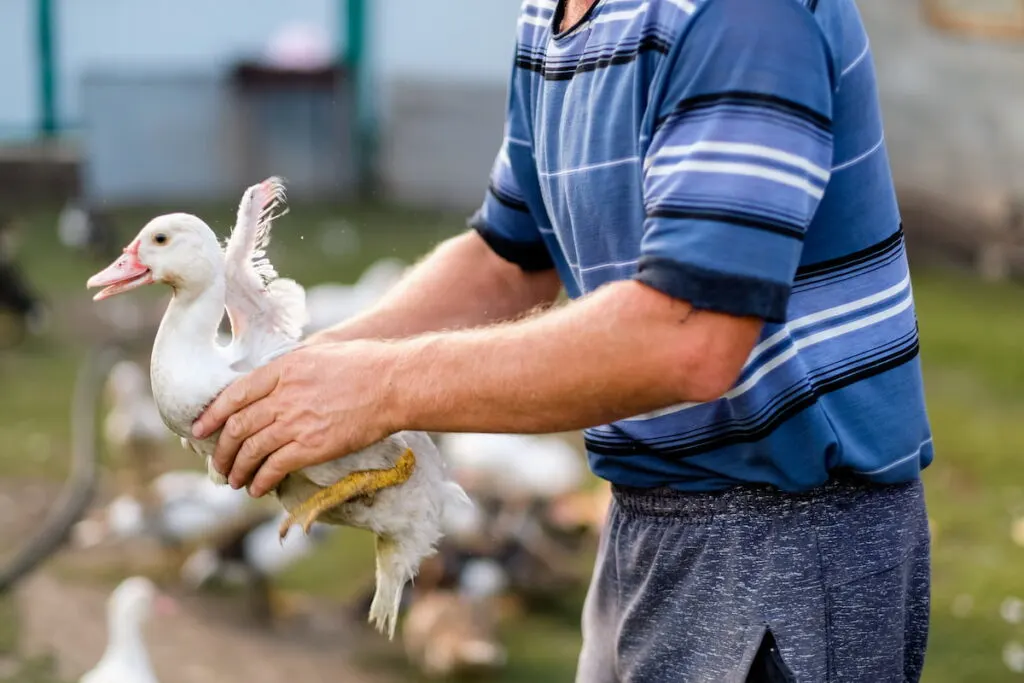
[
  {"xmin": 148, "ymin": 284, "xmax": 241, "ymax": 485},
  {"xmin": 87, "ymin": 178, "xmax": 469, "ymax": 638},
  {"xmin": 79, "ymin": 576, "xmax": 171, "ymax": 683}
]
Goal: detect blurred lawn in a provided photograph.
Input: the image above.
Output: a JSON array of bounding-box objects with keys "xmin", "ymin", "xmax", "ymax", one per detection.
[{"xmin": 0, "ymin": 201, "xmax": 1022, "ymax": 682}]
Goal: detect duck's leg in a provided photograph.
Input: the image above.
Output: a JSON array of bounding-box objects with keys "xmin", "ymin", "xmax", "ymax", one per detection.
[{"xmin": 278, "ymin": 448, "xmax": 416, "ymax": 539}]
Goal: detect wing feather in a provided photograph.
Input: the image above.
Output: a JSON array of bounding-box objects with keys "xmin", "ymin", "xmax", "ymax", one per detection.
[{"xmin": 223, "ymin": 177, "xmax": 307, "ymax": 366}]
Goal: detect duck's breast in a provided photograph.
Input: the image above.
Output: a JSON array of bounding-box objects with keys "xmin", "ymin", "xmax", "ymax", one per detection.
[{"xmin": 150, "ymin": 347, "xmax": 237, "ymax": 439}]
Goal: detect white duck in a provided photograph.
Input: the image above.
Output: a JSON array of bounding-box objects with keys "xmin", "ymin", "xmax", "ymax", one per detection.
[
  {"xmin": 103, "ymin": 360, "xmax": 173, "ymax": 491},
  {"xmin": 108, "ymin": 470, "xmax": 254, "ymax": 543},
  {"xmin": 85, "ymin": 177, "xmax": 469, "ymax": 638},
  {"xmin": 80, "ymin": 575, "xmax": 175, "ymax": 683},
  {"xmin": 104, "ymin": 360, "xmax": 170, "ymax": 451},
  {"xmin": 180, "ymin": 509, "xmax": 333, "ymax": 622},
  {"xmin": 304, "ymin": 257, "xmax": 408, "ymax": 334},
  {"xmin": 441, "ymin": 433, "xmax": 586, "ymax": 500},
  {"xmin": 71, "ymin": 469, "xmax": 258, "ymax": 565}
]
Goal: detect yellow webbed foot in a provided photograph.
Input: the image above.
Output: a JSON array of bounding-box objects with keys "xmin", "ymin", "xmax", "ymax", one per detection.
[{"xmin": 278, "ymin": 448, "xmax": 416, "ymax": 540}]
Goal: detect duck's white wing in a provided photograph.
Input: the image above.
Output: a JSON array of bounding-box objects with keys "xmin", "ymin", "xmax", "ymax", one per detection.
[{"xmin": 223, "ymin": 177, "xmax": 307, "ymax": 369}]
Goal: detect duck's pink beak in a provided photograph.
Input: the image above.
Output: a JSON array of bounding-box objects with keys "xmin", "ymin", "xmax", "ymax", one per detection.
[{"xmin": 86, "ymin": 241, "xmax": 153, "ymax": 301}]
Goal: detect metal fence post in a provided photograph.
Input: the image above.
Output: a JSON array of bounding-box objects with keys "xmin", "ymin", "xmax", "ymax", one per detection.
[
  {"xmin": 345, "ymin": 0, "xmax": 376, "ymax": 195},
  {"xmin": 37, "ymin": 0, "xmax": 59, "ymax": 137}
]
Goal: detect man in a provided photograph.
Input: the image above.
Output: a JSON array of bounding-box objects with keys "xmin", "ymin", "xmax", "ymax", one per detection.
[{"xmin": 193, "ymin": 0, "xmax": 933, "ymax": 679}]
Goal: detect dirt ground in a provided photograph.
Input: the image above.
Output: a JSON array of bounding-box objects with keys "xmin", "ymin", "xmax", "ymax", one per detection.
[
  {"xmin": 14, "ymin": 572, "xmax": 390, "ymax": 683},
  {"xmin": 0, "ymin": 477, "xmax": 395, "ymax": 683}
]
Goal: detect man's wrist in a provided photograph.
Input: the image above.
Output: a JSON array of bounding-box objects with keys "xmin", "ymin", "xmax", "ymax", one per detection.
[{"xmin": 378, "ymin": 336, "xmax": 429, "ymax": 434}]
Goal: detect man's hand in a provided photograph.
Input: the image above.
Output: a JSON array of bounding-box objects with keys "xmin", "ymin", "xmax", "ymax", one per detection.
[{"xmin": 192, "ymin": 342, "xmax": 399, "ymax": 498}]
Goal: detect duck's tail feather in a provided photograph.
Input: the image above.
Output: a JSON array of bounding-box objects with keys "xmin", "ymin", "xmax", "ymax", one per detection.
[{"xmin": 369, "ymin": 535, "xmax": 416, "ymax": 640}]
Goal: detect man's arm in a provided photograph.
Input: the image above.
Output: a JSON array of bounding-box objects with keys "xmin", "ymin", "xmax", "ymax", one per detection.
[
  {"xmin": 306, "ymin": 230, "xmax": 562, "ymax": 344},
  {"xmin": 386, "ymin": 280, "xmax": 762, "ymax": 434}
]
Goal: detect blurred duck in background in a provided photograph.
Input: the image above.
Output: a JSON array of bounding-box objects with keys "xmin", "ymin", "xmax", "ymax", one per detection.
[
  {"xmin": 303, "ymin": 257, "xmax": 408, "ymax": 334},
  {"xmin": 79, "ymin": 575, "xmax": 177, "ymax": 683},
  {"xmin": 179, "ymin": 510, "xmax": 335, "ymax": 624},
  {"xmin": 0, "ymin": 215, "xmax": 48, "ymax": 341},
  {"xmin": 102, "ymin": 359, "xmax": 174, "ymax": 495}
]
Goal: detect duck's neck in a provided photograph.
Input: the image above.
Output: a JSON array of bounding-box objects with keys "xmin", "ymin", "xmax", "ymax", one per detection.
[
  {"xmin": 103, "ymin": 610, "xmax": 155, "ymax": 674},
  {"xmin": 153, "ymin": 276, "xmax": 226, "ymax": 359}
]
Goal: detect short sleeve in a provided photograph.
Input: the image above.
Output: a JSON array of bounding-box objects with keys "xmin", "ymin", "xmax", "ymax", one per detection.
[
  {"xmin": 636, "ymin": 0, "xmax": 836, "ymax": 323},
  {"xmin": 469, "ymin": 46, "xmax": 554, "ymax": 272}
]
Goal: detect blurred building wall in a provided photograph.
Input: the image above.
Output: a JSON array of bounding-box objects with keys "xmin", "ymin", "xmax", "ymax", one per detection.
[
  {"xmin": 858, "ymin": 0, "xmax": 1024, "ymax": 210},
  {"xmin": 372, "ymin": 0, "xmax": 522, "ymax": 209},
  {"xmin": 0, "ymin": 1, "xmax": 38, "ymax": 138},
  {"xmin": 0, "ymin": 0, "xmax": 338, "ymax": 138}
]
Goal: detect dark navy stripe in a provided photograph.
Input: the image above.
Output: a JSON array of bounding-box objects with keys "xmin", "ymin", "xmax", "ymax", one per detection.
[
  {"xmin": 795, "ymin": 224, "xmax": 904, "ymax": 282},
  {"xmin": 516, "ymin": 34, "xmax": 672, "ymax": 81},
  {"xmin": 793, "ymin": 246, "xmax": 905, "ymax": 295},
  {"xmin": 636, "ymin": 256, "xmax": 791, "ymax": 322},
  {"xmin": 590, "ymin": 328, "xmax": 920, "ymax": 448},
  {"xmin": 584, "ymin": 336, "xmax": 920, "ymax": 458},
  {"xmin": 488, "ymin": 183, "xmax": 530, "ymax": 213},
  {"xmin": 659, "ymin": 91, "xmax": 832, "ymax": 133},
  {"xmin": 470, "ymin": 215, "xmax": 555, "ymax": 272},
  {"xmin": 647, "ymin": 206, "xmax": 807, "ymax": 241}
]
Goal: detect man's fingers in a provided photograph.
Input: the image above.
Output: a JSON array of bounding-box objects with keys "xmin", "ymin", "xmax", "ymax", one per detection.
[
  {"xmin": 249, "ymin": 443, "xmax": 306, "ymax": 498},
  {"xmin": 211, "ymin": 400, "xmax": 277, "ymax": 477},
  {"xmin": 193, "ymin": 366, "xmax": 279, "ymax": 438},
  {"xmin": 227, "ymin": 421, "xmax": 291, "ymax": 490}
]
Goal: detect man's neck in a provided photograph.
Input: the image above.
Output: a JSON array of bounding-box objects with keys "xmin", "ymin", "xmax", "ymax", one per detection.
[{"xmin": 559, "ymin": 0, "xmax": 599, "ymax": 32}]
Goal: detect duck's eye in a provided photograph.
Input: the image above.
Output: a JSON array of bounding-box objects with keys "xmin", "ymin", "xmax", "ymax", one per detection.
[{"xmin": 153, "ymin": 233, "xmax": 168, "ymax": 245}]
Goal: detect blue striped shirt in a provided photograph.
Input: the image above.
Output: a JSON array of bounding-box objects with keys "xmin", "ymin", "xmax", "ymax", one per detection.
[{"xmin": 469, "ymin": 0, "xmax": 934, "ymax": 492}]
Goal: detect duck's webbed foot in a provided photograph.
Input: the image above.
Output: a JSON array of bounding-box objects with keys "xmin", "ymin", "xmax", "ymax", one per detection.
[{"xmin": 278, "ymin": 448, "xmax": 416, "ymax": 540}]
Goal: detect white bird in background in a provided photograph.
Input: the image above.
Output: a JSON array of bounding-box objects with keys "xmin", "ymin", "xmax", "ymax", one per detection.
[
  {"xmin": 71, "ymin": 469, "xmax": 257, "ymax": 553},
  {"xmin": 440, "ymin": 433, "xmax": 587, "ymax": 500},
  {"xmin": 179, "ymin": 510, "xmax": 334, "ymax": 622},
  {"xmin": 85, "ymin": 177, "xmax": 470, "ymax": 638},
  {"xmin": 304, "ymin": 257, "xmax": 408, "ymax": 334},
  {"xmin": 180, "ymin": 511, "xmax": 331, "ymax": 589},
  {"xmin": 103, "ymin": 360, "xmax": 173, "ymax": 485},
  {"xmin": 79, "ymin": 576, "xmax": 176, "ymax": 683},
  {"xmin": 57, "ymin": 202, "xmax": 92, "ymax": 250}
]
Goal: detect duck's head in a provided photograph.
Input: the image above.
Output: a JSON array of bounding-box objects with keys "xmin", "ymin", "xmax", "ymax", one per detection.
[
  {"xmin": 87, "ymin": 213, "xmax": 222, "ymax": 301},
  {"xmin": 108, "ymin": 576, "xmax": 177, "ymax": 627}
]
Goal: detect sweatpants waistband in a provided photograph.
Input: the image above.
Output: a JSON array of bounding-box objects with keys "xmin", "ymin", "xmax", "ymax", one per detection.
[{"xmin": 611, "ymin": 475, "xmax": 920, "ymax": 521}]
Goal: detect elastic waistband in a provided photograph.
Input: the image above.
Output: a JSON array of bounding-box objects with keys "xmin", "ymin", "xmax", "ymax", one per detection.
[{"xmin": 611, "ymin": 475, "xmax": 919, "ymax": 521}]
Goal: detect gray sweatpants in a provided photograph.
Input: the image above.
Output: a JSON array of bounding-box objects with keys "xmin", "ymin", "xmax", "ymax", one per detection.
[{"xmin": 576, "ymin": 476, "xmax": 930, "ymax": 682}]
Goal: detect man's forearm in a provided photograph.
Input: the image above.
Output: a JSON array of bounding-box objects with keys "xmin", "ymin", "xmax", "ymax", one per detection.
[
  {"xmin": 307, "ymin": 231, "xmax": 561, "ymax": 344},
  {"xmin": 383, "ymin": 280, "xmax": 763, "ymax": 435}
]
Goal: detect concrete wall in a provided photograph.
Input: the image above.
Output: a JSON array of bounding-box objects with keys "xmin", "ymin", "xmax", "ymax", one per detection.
[
  {"xmin": 371, "ymin": 1, "xmax": 521, "ymax": 209},
  {"xmin": 857, "ymin": 0, "xmax": 1024, "ymax": 207},
  {"xmin": 0, "ymin": 0, "xmax": 339, "ymax": 137},
  {"xmin": 79, "ymin": 71, "xmax": 356, "ymax": 204}
]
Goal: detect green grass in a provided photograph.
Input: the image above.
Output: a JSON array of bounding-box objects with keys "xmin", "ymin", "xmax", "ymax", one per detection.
[{"xmin": 1, "ymin": 204, "xmax": 1024, "ymax": 681}]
